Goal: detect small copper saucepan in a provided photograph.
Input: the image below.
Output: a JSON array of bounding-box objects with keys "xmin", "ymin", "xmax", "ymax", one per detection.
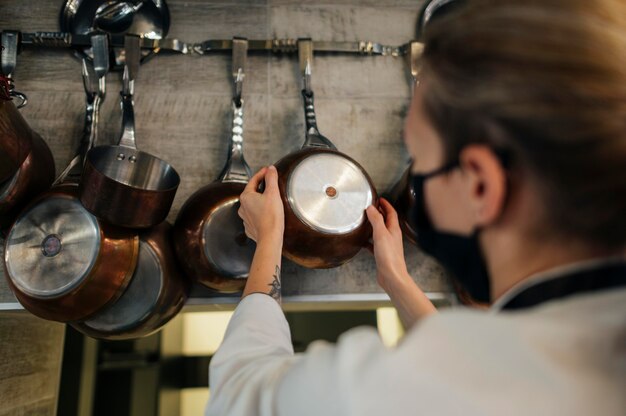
[
  {"xmin": 80, "ymin": 35, "xmax": 180, "ymax": 229},
  {"xmin": 174, "ymin": 37, "xmax": 256, "ymax": 293},
  {"xmin": 272, "ymin": 39, "xmax": 377, "ymax": 269},
  {"xmin": 72, "ymin": 222, "xmax": 189, "ymax": 340},
  {"xmin": 0, "ymin": 31, "xmax": 55, "ymax": 232},
  {"xmin": 4, "ymin": 42, "xmax": 139, "ymax": 323}
]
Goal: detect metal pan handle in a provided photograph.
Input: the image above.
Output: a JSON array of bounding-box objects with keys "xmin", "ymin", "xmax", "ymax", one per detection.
[
  {"xmin": 220, "ymin": 37, "xmax": 252, "ymax": 183},
  {"xmin": 118, "ymin": 35, "xmax": 140, "ymax": 149},
  {"xmin": 55, "ymin": 35, "xmax": 109, "ymax": 185},
  {"xmin": 298, "ymin": 39, "xmax": 336, "ymax": 150}
]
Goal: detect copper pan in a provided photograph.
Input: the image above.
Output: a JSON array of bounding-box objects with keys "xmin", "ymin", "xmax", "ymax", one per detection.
[
  {"xmin": 72, "ymin": 222, "xmax": 189, "ymax": 340},
  {"xmin": 173, "ymin": 38, "xmax": 256, "ymax": 293},
  {"xmin": 388, "ymin": 168, "xmax": 417, "ymax": 245},
  {"xmin": 271, "ymin": 39, "xmax": 377, "ymax": 269},
  {"xmin": 0, "ymin": 30, "xmax": 31, "ymax": 183},
  {"xmin": 0, "ymin": 97, "xmax": 32, "ymax": 183},
  {"xmin": 0, "ymin": 31, "xmax": 55, "ymax": 232},
  {"xmin": 79, "ymin": 35, "xmax": 180, "ymax": 229},
  {"xmin": 4, "ymin": 45, "xmax": 140, "ymax": 323},
  {"xmin": 0, "ymin": 129, "xmax": 55, "ymax": 232}
]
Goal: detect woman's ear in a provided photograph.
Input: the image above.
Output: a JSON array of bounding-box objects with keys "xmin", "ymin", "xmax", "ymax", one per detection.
[{"xmin": 459, "ymin": 145, "xmax": 507, "ymax": 227}]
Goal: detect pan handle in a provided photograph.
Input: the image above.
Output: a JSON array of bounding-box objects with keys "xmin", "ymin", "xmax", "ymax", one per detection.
[
  {"xmin": 118, "ymin": 35, "xmax": 140, "ymax": 149},
  {"xmin": 54, "ymin": 35, "xmax": 109, "ymax": 186},
  {"xmin": 301, "ymin": 89, "xmax": 336, "ymax": 150},
  {"xmin": 54, "ymin": 67, "xmax": 104, "ymax": 186},
  {"xmin": 118, "ymin": 91, "xmax": 137, "ymax": 149},
  {"xmin": 220, "ymin": 38, "xmax": 252, "ymax": 184},
  {"xmin": 298, "ymin": 39, "xmax": 337, "ymax": 150},
  {"xmin": 220, "ymin": 100, "xmax": 252, "ymax": 183}
]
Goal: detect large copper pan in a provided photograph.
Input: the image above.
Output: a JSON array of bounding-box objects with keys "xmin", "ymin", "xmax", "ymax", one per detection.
[
  {"xmin": 72, "ymin": 222, "xmax": 189, "ymax": 340},
  {"xmin": 4, "ymin": 45, "xmax": 140, "ymax": 323},
  {"xmin": 271, "ymin": 39, "xmax": 377, "ymax": 269},
  {"xmin": 174, "ymin": 38, "xmax": 255, "ymax": 293}
]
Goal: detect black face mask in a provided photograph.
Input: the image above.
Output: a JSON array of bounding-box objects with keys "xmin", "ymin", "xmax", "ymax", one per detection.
[{"xmin": 411, "ymin": 162, "xmax": 491, "ymax": 303}]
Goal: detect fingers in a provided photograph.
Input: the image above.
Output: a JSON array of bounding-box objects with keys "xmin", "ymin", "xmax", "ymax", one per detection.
[
  {"xmin": 379, "ymin": 198, "xmax": 401, "ymax": 233},
  {"xmin": 264, "ymin": 165, "xmax": 280, "ymax": 195},
  {"xmin": 244, "ymin": 167, "xmax": 268, "ymax": 194}
]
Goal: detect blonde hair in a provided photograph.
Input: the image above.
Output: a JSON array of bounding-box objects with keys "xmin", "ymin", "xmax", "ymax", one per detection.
[{"xmin": 420, "ymin": 0, "xmax": 626, "ymax": 248}]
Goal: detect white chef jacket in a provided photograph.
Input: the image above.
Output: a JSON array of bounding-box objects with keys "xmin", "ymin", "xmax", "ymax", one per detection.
[{"xmin": 206, "ymin": 260, "xmax": 626, "ymax": 416}]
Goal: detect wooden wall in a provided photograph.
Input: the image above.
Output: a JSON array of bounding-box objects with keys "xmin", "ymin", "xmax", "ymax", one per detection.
[{"xmin": 0, "ymin": 0, "xmax": 450, "ymax": 301}]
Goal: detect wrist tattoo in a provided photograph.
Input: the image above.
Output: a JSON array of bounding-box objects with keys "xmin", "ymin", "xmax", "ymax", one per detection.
[{"xmin": 267, "ymin": 265, "xmax": 281, "ymax": 302}]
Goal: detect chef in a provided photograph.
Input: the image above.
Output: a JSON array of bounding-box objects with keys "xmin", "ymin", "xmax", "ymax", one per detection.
[{"xmin": 206, "ymin": 0, "xmax": 626, "ymax": 414}]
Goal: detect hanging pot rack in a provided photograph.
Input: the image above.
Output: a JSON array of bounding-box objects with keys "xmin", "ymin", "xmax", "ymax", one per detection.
[{"xmin": 7, "ymin": 30, "xmax": 416, "ymax": 60}]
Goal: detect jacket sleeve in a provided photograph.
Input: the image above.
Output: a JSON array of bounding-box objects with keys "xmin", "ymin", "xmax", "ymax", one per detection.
[{"xmin": 206, "ymin": 293, "xmax": 393, "ymax": 416}]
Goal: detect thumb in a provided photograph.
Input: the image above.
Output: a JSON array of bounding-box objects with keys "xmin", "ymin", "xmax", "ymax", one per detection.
[{"xmin": 265, "ymin": 165, "xmax": 280, "ymax": 195}]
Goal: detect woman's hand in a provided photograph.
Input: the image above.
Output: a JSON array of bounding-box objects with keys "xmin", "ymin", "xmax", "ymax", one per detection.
[
  {"xmin": 366, "ymin": 198, "xmax": 436, "ymax": 328},
  {"xmin": 366, "ymin": 198, "xmax": 411, "ymax": 292},
  {"xmin": 238, "ymin": 166, "xmax": 285, "ymax": 244}
]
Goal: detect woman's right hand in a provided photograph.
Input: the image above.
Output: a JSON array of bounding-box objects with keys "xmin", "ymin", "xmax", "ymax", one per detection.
[
  {"xmin": 366, "ymin": 198, "xmax": 411, "ymax": 292},
  {"xmin": 367, "ymin": 198, "xmax": 436, "ymax": 328}
]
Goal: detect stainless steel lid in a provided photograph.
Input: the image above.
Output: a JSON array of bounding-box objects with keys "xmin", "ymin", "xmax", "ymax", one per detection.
[
  {"xmin": 202, "ymin": 199, "xmax": 255, "ymax": 278},
  {"xmin": 287, "ymin": 153, "xmax": 373, "ymax": 234},
  {"xmin": 5, "ymin": 195, "xmax": 101, "ymax": 298},
  {"xmin": 81, "ymin": 240, "xmax": 162, "ymax": 332}
]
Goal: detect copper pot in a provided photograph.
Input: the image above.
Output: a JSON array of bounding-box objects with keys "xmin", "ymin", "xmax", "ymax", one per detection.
[
  {"xmin": 275, "ymin": 144, "xmax": 377, "ymax": 269},
  {"xmin": 0, "ymin": 130, "xmax": 55, "ymax": 231},
  {"xmin": 0, "ymin": 97, "xmax": 32, "ymax": 183},
  {"xmin": 174, "ymin": 38, "xmax": 256, "ymax": 293},
  {"xmin": 4, "ymin": 184, "xmax": 139, "ymax": 322},
  {"xmin": 273, "ymin": 40, "xmax": 377, "ymax": 268},
  {"xmin": 72, "ymin": 222, "xmax": 189, "ymax": 340},
  {"xmin": 79, "ymin": 35, "xmax": 180, "ymax": 229}
]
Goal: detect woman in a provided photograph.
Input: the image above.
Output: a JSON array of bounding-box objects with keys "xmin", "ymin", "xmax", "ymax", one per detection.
[{"xmin": 206, "ymin": 0, "xmax": 626, "ymax": 414}]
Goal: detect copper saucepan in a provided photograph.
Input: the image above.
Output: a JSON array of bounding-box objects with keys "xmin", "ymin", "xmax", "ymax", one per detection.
[
  {"xmin": 72, "ymin": 222, "xmax": 189, "ymax": 340},
  {"xmin": 174, "ymin": 37, "xmax": 256, "ymax": 293},
  {"xmin": 4, "ymin": 43, "xmax": 139, "ymax": 323},
  {"xmin": 0, "ymin": 31, "xmax": 55, "ymax": 232},
  {"xmin": 272, "ymin": 39, "xmax": 377, "ymax": 269},
  {"xmin": 79, "ymin": 35, "xmax": 180, "ymax": 229}
]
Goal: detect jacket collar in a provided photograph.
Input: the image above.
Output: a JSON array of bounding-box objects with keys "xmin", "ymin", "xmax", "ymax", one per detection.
[{"xmin": 490, "ymin": 257, "xmax": 626, "ymax": 312}]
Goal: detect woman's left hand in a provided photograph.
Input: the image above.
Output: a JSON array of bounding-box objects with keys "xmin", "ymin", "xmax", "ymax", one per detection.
[{"xmin": 238, "ymin": 166, "xmax": 285, "ymax": 244}]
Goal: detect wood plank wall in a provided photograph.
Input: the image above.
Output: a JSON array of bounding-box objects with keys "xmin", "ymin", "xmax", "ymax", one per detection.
[{"xmin": 0, "ymin": 0, "xmax": 450, "ymax": 301}]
